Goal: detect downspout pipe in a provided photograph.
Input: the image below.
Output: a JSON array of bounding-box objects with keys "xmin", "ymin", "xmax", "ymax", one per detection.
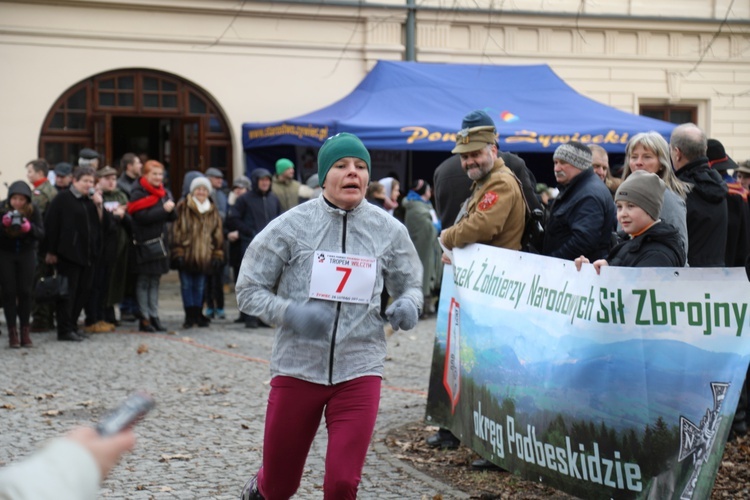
[{"xmin": 405, "ymin": 0, "xmax": 415, "ymax": 61}]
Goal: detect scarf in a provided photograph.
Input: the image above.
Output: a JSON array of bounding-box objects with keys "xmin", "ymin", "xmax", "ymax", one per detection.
[
  {"xmin": 193, "ymin": 196, "xmax": 212, "ymax": 214},
  {"xmin": 127, "ymin": 176, "xmax": 166, "ymax": 214},
  {"xmin": 32, "ymin": 178, "xmax": 48, "ymax": 188}
]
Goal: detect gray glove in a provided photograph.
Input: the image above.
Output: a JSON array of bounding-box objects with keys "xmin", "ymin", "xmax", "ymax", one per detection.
[
  {"xmin": 283, "ymin": 302, "xmax": 335, "ymax": 337},
  {"xmin": 385, "ymin": 298, "xmax": 419, "ymax": 331}
]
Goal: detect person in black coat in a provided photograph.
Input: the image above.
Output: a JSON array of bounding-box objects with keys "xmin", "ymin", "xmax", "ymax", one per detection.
[
  {"xmin": 0, "ymin": 181, "xmax": 44, "ymax": 347},
  {"xmin": 543, "ymin": 142, "xmax": 616, "ymax": 261},
  {"xmin": 45, "ymin": 166, "xmax": 111, "ymax": 342},
  {"xmin": 226, "ymin": 168, "xmax": 282, "ymax": 328},
  {"xmin": 670, "ymin": 124, "xmax": 728, "ymax": 267},
  {"xmin": 575, "ymin": 171, "xmax": 686, "ymax": 273},
  {"xmin": 127, "ymin": 160, "xmax": 176, "ymax": 332}
]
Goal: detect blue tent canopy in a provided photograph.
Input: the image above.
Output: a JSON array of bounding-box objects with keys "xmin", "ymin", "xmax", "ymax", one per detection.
[{"xmin": 242, "ymin": 60, "xmax": 675, "ymax": 154}]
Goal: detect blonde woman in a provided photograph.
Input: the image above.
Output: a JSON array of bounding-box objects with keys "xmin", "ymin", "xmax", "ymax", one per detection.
[{"xmin": 621, "ymin": 131, "xmax": 689, "ymax": 262}]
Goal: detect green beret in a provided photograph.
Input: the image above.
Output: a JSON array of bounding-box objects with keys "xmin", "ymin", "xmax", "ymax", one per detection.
[{"xmin": 317, "ymin": 133, "xmax": 371, "ymax": 186}]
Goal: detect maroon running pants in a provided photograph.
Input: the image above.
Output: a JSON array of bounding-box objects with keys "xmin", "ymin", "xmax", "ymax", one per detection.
[{"xmin": 257, "ymin": 375, "xmax": 381, "ymax": 500}]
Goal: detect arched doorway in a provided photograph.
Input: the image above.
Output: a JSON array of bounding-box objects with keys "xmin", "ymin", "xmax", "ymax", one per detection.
[{"xmin": 39, "ymin": 68, "xmax": 232, "ymax": 196}]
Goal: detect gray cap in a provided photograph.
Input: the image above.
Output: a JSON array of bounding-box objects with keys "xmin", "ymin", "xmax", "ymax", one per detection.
[
  {"xmin": 54, "ymin": 162, "xmax": 73, "ymax": 176},
  {"xmin": 205, "ymin": 167, "xmax": 223, "ymax": 178},
  {"xmin": 232, "ymin": 176, "xmax": 251, "ymax": 189}
]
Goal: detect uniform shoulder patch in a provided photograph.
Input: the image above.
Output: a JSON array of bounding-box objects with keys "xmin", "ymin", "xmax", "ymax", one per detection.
[{"xmin": 478, "ymin": 191, "xmax": 499, "ymax": 211}]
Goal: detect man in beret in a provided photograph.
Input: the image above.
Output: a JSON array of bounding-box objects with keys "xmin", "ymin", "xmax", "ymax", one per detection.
[
  {"xmin": 271, "ymin": 158, "xmax": 301, "ymax": 212},
  {"xmin": 78, "ymin": 148, "xmax": 100, "ymax": 169},
  {"xmin": 542, "ymin": 141, "xmax": 616, "ymax": 260}
]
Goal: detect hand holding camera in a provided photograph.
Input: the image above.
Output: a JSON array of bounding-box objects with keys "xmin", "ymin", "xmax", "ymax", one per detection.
[{"xmin": 2, "ymin": 210, "xmax": 28, "ymax": 231}]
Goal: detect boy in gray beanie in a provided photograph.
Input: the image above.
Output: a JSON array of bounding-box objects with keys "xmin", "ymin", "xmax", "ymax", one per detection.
[{"xmin": 575, "ymin": 170, "xmax": 685, "ymax": 272}]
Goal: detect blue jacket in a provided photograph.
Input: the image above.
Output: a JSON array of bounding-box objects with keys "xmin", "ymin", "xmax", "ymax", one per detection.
[{"xmin": 543, "ymin": 168, "xmax": 616, "ymax": 261}]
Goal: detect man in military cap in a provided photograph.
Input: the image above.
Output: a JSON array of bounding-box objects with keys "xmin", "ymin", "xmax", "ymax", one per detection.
[
  {"xmin": 439, "ymin": 110, "xmax": 526, "ymax": 253},
  {"xmin": 430, "ymin": 111, "xmax": 527, "ymax": 470},
  {"xmin": 53, "ymin": 162, "xmax": 73, "ymax": 191},
  {"xmin": 78, "ymin": 148, "xmax": 100, "ymax": 169}
]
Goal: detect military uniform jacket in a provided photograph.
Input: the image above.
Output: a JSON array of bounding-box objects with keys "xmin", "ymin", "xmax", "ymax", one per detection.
[
  {"xmin": 32, "ymin": 180, "xmax": 57, "ymax": 215},
  {"xmin": 440, "ymin": 159, "xmax": 526, "ymax": 251}
]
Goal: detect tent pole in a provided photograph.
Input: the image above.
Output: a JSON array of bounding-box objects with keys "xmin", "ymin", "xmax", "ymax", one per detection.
[{"xmin": 407, "ymin": 150, "xmax": 413, "ymax": 187}]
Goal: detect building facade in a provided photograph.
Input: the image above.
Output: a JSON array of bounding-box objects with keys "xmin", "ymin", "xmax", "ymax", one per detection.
[{"xmin": 1, "ymin": 0, "xmax": 748, "ymax": 190}]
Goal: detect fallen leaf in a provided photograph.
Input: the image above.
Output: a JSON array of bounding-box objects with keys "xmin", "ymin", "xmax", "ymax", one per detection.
[
  {"xmin": 78, "ymin": 400, "xmax": 94, "ymax": 407},
  {"xmin": 5, "ymin": 389, "xmax": 15, "ymax": 396},
  {"xmin": 160, "ymin": 486, "xmax": 173, "ymax": 492},
  {"xmin": 137, "ymin": 344, "xmax": 149, "ymax": 354},
  {"xmin": 1, "ymin": 403, "xmax": 15, "ymax": 410},
  {"xmin": 177, "ymin": 387, "xmax": 188, "ymax": 393},
  {"xmin": 241, "ymin": 423, "xmax": 250, "ymax": 429},
  {"xmin": 209, "ymin": 414, "xmax": 222, "ymax": 420},
  {"xmin": 35, "ymin": 393, "xmax": 55, "ymax": 400},
  {"xmin": 227, "ymin": 343, "xmax": 238, "ymax": 348},
  {"xmin": 182, "ymin": 337, "xmax": 193, "ymax": 343},
  {"xmin": 159, "ymin": 454, "xmax": 192, "ymax": 462},
  {"xmin": 41, "ymin": 410, "xmax": 61, "ymax": 416},
  {"xmin": 167, "ymin": 330, "xmax": 177, "ymax": 335}
]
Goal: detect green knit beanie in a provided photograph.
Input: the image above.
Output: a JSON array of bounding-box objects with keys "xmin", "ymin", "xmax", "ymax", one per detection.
[
  {"xmin": 275, "ymin": 158, "xmax": 294, "ymax": 176},
  {"xmin": 317, "ymin": 133, "xmax": 371, "ymax": 186}
]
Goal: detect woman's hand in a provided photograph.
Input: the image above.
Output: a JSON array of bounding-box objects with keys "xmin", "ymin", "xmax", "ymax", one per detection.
[
  {"xmin": 66, "ymin": 427, "xmax": 136, "ymax": 479},
  {"xmin": 163, "ymin": 200, "xmax": 175, "ymax": 213}
]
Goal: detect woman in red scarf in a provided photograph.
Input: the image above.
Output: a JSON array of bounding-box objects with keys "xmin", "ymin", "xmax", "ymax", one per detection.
[{"xmin": 127, "ymin": 160, "xmax": 176, "ymax": 332}]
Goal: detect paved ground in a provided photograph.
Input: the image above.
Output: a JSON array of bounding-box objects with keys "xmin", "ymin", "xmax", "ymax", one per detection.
[{"xmin": 0, "ymin": 272, "xmax": 466, "ymax": 499}]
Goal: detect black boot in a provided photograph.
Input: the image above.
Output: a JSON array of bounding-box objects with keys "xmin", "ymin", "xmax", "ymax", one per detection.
[
  {"xmin": 195, "ymin": 307, "xmax": 210, "ymax": 327},
  {"xmin": 138, "ymin": 318, "xmax": 156, "ymax": 333},
  {"xmin": 150, "ymin": 316, "xmax": 167, "ymax": 332},
  {"xmin": 245, "ymin": 315, "xmax": 259, "ymax": 329},
  {"xmin": 58, "ymin": 331, "xmax": 84, "ymax": 342},
  {"xmin": 182, "ymin": 307, "xmax": 196, "ymax": 329}
]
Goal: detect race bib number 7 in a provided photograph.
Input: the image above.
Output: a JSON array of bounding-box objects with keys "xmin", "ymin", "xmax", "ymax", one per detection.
[{"xmin": 309, "ymin": 251, "xmax": 377, "ymax": 304}]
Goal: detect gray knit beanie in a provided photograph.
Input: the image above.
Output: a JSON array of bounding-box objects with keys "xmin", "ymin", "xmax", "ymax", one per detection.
[
  {"xmin": 615, "ymin": 170, "xmax": 665, "ymax": 221},
  {"xmin": 553, "ymin": 141, "xmax": 592, "ymax": 170}
]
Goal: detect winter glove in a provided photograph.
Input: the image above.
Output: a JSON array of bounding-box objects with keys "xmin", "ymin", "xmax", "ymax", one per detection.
[
  {"xmin": 211, "ymin": 259, "xmax": 223, "ymax": 271},
  {"xmin": 283, "ymin": 302, "xmax": 335, "ymax": 338},
  {"xmin": 1, "ymin": 213, "xmax": 10, "ymax": 227},
  {"xmin": 20, "ymin": 218, "xmax": 31, "ymax": 233},
  {"xmin": 385, "ymin": 298, "xmax": 419, "ymax": 331}
]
